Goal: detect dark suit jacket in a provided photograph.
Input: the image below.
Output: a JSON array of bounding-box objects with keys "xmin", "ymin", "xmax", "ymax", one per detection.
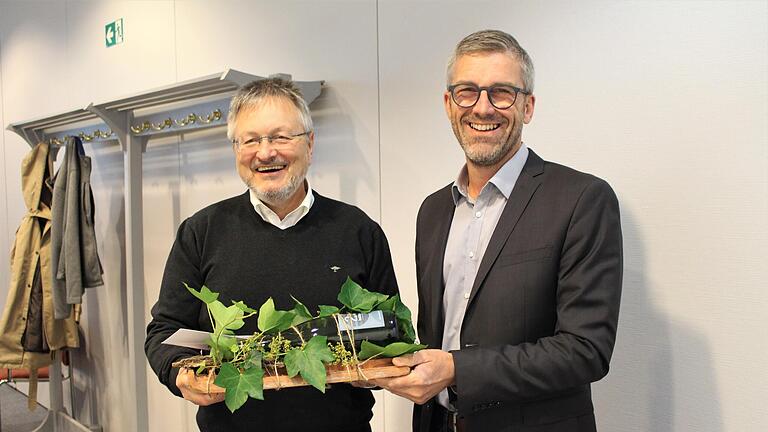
[{"xmin": 413, "ymin": 149, "xmax": 623, "ymax": 432}]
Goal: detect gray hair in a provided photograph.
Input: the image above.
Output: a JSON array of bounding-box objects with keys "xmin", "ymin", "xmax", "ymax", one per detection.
[
  {"xmin": 446, "ymin": 29, "xmax": 535, "ymax": 93},
  {"xmin": 226, "ymin": 77, "xmax": 313, "ymax": 142}
]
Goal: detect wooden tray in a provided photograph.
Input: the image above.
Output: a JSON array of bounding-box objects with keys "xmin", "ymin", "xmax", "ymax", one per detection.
[{"xmin": 182, "ymin": 358, "xmax": 409, "ymax": 393}]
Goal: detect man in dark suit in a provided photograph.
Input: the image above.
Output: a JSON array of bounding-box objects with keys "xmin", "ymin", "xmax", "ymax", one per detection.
[{"xmin": 373, "ymin": 30, "xmax": 623, "ymax": 432}]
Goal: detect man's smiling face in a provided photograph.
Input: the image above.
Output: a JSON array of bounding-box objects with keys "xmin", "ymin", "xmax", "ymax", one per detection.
[
  {"xmin": 444, "ymin": 51, "xmax": 534, "ymax": 168},
  {"xmin": 233, "ymin": 96, "xmax": 313, "ymax": 207}
]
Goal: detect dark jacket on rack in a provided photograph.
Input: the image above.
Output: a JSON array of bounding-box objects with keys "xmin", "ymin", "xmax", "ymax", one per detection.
[
  {"xmin": 50, "ymin": 136, "xmax": 103, "ymax": 320},
  {"xmin": 0, "ymin": 141, "xmax": 80, "ymax": 371}
]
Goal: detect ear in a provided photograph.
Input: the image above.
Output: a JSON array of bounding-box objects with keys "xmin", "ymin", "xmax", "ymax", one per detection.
[
  {"xmin": 523, "ymin": 94, "xmax": 536, "ymax": 124},
  {"xmin": 307, "ymin": 131, "xmax": 315, "ymax": 161},
  {"xmin": 443, "ymin": 91, "xmax": 453, "ymax": 118}
]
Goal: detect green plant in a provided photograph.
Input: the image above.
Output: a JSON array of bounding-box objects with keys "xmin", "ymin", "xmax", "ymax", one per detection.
[{"xmin": 180, "ymin": 277, "xmax": 424, "ymax": 412}]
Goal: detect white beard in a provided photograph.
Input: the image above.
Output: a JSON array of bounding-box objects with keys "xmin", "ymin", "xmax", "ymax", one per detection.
[
  {"xmin": 252, "ymin": 175, "xmax": 302, "ymax": 203},
  {"xmin": 243, "ymin": 161, "xmax": 308, "ymax": 206}
]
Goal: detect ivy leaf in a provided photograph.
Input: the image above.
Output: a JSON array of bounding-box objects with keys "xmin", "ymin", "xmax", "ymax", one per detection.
[
  {"xmin": 257, "ymin": 298, "xmax": 295, "ymax": 332},
  {"xmin": 358, "ymin": 340, "xmax": 426, "ymax": 360},
  {"xmin": 398, "ymin": 321, "xmax": 416, "ymax": 344},
  {"xmin": 290, "ymin": 295, "xmax": 313, "ymax": 326},
  {"xmin": 243, "ymin": 350, "xmax": 263, "ymax": 371},
  {"xmin": 215, "ymin": 362, "xmax": 264, "ymax": 413},
  {"xmin": 185, "ymin": 283, "xmax": 218, "ymax": 304},
  {"xmin": 377, "ymin": 294, "xmax": 416, "ymax": 343},
  {"xmin": 283, "ymin": 336, "xmax": 334, "ymax": 392},
  {"xmin": 337, "ymin": 277, "xmax": 388, "ymax": 313},
  {"xmin": 375, "ymin": 295, "xmax": 396, "ymax": 312},
  {"xmin": 231, "ymin": 300, "xmax": 257, "ymax": 314},
  {"xmin": 317, "ymin": 305, "xmax": 340, "ymax": 317},
  {"xmin": 209, "ymin": 301, "xmax": 245, "ymax": 332},
  {"xmin": 207, "ymin": 334, "xmax": 236, "ymax": 362}
]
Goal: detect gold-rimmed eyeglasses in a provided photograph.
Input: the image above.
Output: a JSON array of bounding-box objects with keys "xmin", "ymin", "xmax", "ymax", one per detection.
[{"xmin": 233, "ymin": 131, "xmax": 311, "ymax": 152}]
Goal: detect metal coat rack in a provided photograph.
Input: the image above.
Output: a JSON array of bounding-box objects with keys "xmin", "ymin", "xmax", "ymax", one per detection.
[{"xmin": 5, "ymin": 69, "xmax": 323, "ymax": 432}]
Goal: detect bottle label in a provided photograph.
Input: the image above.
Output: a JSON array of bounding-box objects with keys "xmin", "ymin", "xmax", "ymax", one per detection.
[{"xmin": 338, "ymin": 310, "xmax": 385, "ymax": 331}]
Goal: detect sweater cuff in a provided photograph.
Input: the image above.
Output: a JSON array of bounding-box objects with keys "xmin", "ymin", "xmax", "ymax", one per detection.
[{"xmin": 168, "ymin": 366, "xmax": 184, "ymax": 398}]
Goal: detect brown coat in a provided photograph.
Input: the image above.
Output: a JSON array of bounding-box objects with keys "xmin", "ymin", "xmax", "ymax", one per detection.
[{"xmin": 0, "ymin": 142, "xmax": 79, "ymax": 371}]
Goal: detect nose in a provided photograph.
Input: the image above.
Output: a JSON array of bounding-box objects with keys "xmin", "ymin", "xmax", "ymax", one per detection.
[
  {"xmin": 254, "ymin": 144, "xmax": 278, "ymax": 161},
  {"xmin": 472, "ymin": 89, "xmax": 496, "ymax": 116}
]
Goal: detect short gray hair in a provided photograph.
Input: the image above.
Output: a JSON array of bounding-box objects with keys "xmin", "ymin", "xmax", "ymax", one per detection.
[
  {"xmin": 446, "ymin": 29, "xmax": 535, "ymax": 93},
  {"xmin": 226, "ymin": 77, "xmax": 313, "ymax": 142}
]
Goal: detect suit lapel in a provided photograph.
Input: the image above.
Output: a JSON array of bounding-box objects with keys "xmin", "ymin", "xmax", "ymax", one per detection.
[
  {"xmin": 467, "ymin": 150, "xmax": 545, "ymax": 307},
  {"xmin": 426, "ymin": 185, "xmax": 455, "ymax": 345}
]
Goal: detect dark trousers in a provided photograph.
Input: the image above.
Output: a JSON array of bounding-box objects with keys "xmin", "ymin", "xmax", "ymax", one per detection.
[{"xmin": 431, "ymin": 404, "xmax": 466, "ymax": 432}]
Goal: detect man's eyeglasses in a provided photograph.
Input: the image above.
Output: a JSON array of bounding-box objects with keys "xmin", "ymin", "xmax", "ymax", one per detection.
[
  {"xmin": 233, "ymin": 131, "xmax": 311, "ymax": 152},
  {"xmin": 447, "ymin": 84, "xmax": 530, "ymax": 110}
]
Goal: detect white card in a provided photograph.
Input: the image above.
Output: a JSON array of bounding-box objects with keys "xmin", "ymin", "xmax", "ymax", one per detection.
[{"xmin": 161, "ymin": 328, "xmax": 249, "ymax": 350}]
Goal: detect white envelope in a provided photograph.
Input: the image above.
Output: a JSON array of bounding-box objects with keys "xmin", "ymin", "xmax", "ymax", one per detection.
[{"xmin": 161, "ymin": 329, "xmax": 249, "ymax": 350}]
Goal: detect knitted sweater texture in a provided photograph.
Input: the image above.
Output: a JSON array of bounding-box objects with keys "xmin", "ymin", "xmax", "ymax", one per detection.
[{"xmin": 145, "ymin": 191, "xmax": 399, "ymax": 431}]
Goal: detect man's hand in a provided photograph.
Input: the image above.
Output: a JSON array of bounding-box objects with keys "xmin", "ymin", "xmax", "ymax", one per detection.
[
  {"xmin": 176, "ymin": 367, "xmax": 226, "ymax": 406},
  {"xmin": 371, "ymin": 349, "xmax": 455, "ymax": 405}
]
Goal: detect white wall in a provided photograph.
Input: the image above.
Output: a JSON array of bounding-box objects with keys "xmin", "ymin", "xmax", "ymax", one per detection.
[
  {"xmin": 379, "ymin": 2, "xmax": 768, "ymax": 432},
  {"xmin": 0, "ymin": 1, "xmax": 766, "ymax": 431}
]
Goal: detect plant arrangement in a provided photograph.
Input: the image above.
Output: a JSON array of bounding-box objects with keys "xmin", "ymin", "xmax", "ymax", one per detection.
[{"xmin": 172, "ymin": 277, "xmax": 424, "ymax": 412}]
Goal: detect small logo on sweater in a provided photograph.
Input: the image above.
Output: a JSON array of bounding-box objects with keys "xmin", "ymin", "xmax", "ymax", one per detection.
[{"xmin": 330, "ymin": 266, "xmax": 341, "ymax": 273}]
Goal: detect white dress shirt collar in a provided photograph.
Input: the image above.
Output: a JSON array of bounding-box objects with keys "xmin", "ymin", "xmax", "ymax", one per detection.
[{"xmin": 248, "ymin": 179, "xmax": 315, "ymax": 230}]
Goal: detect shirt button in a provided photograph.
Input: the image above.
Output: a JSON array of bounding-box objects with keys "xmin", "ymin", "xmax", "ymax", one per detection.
[
  {"xmin": 464, "ymin": 292, "xmax": 470, "ymax": 299},
  {"xmin": 475, "ymin": 211, "xmax": 482, "ymax": 218},
  {"xmin": 468, "ymin": 251, "xmax": 475, "ymax": 258}
]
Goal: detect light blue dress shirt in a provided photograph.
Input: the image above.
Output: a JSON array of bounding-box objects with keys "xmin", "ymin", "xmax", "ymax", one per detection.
[{"xmin": 438, "ymin": 143, "xmax": 529, "ymax": 409}]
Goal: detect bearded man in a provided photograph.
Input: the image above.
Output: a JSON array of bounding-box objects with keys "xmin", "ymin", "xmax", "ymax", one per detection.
[
  {"xmin": 145, "ymin": 78, "xmax": 399, "ymax": 432},
  {"xmin": 374, "ymin": 30, "xmax": 623, "ymax": 432}
]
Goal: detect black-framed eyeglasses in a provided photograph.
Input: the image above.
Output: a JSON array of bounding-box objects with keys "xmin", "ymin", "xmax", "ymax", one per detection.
[
  {"xmin": 447, "ymin": 83, "xmax": 530, "ymax": 110},
  {"xmin": 233, "ymin": 131, "xmax": 311, "ymax": 151}
]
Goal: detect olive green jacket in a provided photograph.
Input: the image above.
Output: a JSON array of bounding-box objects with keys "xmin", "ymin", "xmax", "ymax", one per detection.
[
  {"xmin": 51, "ymin": 136, "xmax": 104, "ymax": 319},
  {"xmin": 0, "ymin": 142, "xmax": 79, "ymax": 371}
]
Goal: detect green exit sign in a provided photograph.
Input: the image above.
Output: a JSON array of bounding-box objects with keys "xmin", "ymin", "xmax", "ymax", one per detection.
[{"xmin": 105, "ymin": 18, "xmax": 124, "ymax": 47}]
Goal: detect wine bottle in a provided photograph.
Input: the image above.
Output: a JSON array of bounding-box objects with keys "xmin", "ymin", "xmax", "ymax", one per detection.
[{"xmin": 265, "ymin": 310, "xmax": 400, "ymax": 350}]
